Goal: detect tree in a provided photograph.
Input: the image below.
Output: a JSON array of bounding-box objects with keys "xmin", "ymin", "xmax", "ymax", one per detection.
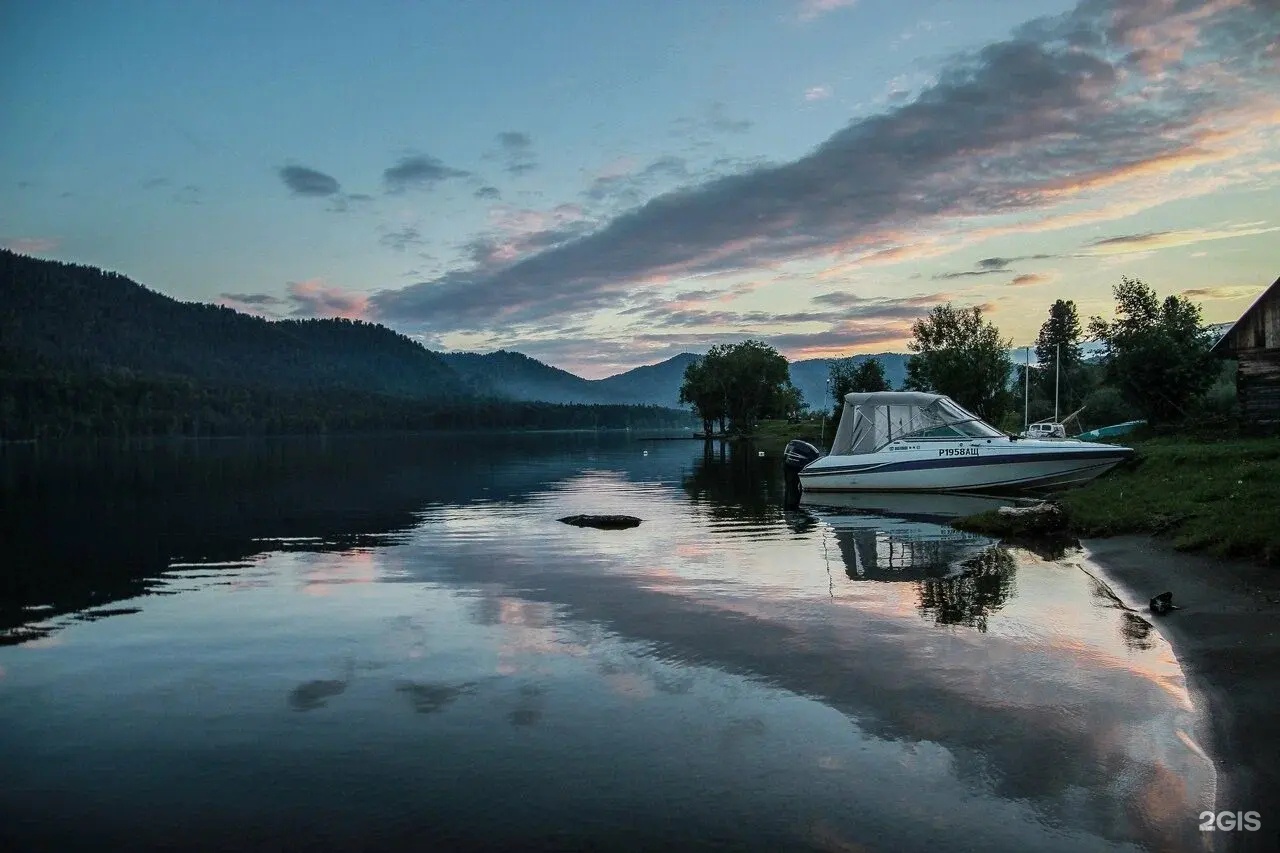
[
  {"xmin": 1087, "ymin": 277, "xmax": 1218, "ymax": 424},
  {"xmin": 679, "ymin": 340, "xmax": 797, "ymax": 434},
  {"xmin": 679, "ymin": 357, "xmax": 725, "ymax": 435},
  {"xmin": 828, "ymin": 357, "xmax": 891, "ymax": 416},
  {"xmin": 851, "ymin": 358, "xmax": 890, "ymax": 393},
  {"xmin": 904, "ymin": 304, "xmax": 1012, "ymax": 420},
  {"xmin": 1034, "ymin": 299, "xmax": 1084, "ymax": 408}
]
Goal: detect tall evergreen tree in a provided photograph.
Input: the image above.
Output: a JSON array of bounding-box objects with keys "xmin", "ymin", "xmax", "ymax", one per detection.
[{"xmin": 1034, "ymin": 299, "xmax": 1084, "ymax": 410}]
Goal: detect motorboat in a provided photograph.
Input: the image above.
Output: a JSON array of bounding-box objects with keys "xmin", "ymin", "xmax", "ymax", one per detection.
[{"xmin": 784, "ymin": 391, "xmax": 1133, "ymax": 493}]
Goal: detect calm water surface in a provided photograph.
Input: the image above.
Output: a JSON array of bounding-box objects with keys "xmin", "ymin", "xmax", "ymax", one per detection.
[{"xmin": 0, "ymin": 434, "xmax": 1216, "ymax": 851}]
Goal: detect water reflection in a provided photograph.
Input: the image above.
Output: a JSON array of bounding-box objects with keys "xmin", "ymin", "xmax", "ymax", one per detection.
[
  {"xmin": 0, "ymin": 434, "xmax": 1215, "ymax": 851},
  {"xmin": 798, "ymin": 491, "xmax": 1016, "ymax": 631},
  {"xmin": 917, "ymin": 547, "xmax": 1017, "ymax": 632},
  {"xmin": 396, "ymin": 680, "xmax": 478, "ymax": 715},
  {"xmin": 289, "ymin": 660, "xmax": 354, "ymax": 712}
]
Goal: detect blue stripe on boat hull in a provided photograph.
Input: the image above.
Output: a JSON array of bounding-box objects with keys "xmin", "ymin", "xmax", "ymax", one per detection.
[
  {"xmin": 801, "ymin": 449, "xmax": 1131, "ymax": 478},
  {"xmin": 800, "ymin": 461, "xmax": 1121, "ymax": 493}
]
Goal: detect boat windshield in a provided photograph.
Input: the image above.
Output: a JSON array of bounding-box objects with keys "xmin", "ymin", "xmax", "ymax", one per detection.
[{"xmin": 835, "ymin": 394, "xmax": 1004, "ymax": 454}]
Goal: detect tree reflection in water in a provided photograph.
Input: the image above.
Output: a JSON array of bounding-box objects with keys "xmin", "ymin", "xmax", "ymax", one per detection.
[
  {"xmin": 810, "ymin": 497, "xmax": 1018, "ymax": 632},
  {"xmin": 916, "ymin": 547, "xmax": 1017, "ymax": 632}
]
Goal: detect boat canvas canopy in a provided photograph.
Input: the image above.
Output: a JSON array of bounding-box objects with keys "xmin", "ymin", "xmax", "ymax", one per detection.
[{"xmin": 830, "ymin": 391, "xmax": 1004, "ymax": 455}]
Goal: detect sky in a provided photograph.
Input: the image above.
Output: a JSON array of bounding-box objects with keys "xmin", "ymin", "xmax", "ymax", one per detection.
[{"xmin": 2, "ymin": 0, "xmax": 1278, "ymax": 379}]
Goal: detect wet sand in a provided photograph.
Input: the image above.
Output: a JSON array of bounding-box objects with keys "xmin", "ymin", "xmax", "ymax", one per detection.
[{"xmin": 1083, "ymin": 536, "xmax": 1280, "ymax": 853}]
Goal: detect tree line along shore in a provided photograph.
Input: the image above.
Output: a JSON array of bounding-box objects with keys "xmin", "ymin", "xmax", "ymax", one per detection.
[{"xmin": 679, "ymin": 277, "xmax": 1275, "ymax": 567}]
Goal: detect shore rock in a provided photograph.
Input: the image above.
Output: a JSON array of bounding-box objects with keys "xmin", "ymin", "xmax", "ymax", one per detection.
[{"xmin": 953, "ymin": 501, "xmax": 1070, "ymax": 539}]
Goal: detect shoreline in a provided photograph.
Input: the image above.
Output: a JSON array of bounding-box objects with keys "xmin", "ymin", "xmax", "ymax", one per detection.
[{"xmin": 1080, "ymin": 535, "xmax": 1280, "ymax": 852}]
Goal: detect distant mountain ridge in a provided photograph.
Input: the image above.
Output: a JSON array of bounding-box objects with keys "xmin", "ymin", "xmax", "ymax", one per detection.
[
  {"xmin": 440, "ymin": 349, "xmax": 699, "ymax": 408},
  {"xmin": 789, "ymin": 354, "xmax": 912, "ymax": 411}
]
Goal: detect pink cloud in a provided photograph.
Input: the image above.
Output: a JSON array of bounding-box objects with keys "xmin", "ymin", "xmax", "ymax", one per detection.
[
  {"xmin": 1111, "ymin": 0, "xmax": 1249, "ymax": 75},
  {"xmin": 287, "ymin": 279, "xmax": 369, "ymax": 320},
  {"xmin": 804, "ymin": 85, "xmax": 833, "ymax": 102}
]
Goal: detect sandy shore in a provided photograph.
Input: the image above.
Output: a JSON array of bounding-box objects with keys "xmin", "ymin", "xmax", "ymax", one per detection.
[{"xmin": 1082, "ymin": 536, "xmax": 1280, "ymax": 853}]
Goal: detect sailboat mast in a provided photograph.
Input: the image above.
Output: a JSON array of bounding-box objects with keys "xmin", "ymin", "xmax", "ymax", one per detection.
[
  {"xmin": 1054, "ymin": 342, "xmax": 1060, "ymax": 422},
  {"xmin": 1024, "ymin": 346, "xmax": 1030, "ymax": 431}
]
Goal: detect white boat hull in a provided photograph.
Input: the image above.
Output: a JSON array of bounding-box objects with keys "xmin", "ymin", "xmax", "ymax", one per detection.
[{"xmin": 799, "ymin": 437, "xmax": 1132, "ymax": 493}]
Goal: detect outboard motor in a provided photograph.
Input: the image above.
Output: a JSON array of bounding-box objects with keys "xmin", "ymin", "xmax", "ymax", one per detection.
[{"xmin": 782, "ymin": 439, "xmax": 822, "ymax": 508}]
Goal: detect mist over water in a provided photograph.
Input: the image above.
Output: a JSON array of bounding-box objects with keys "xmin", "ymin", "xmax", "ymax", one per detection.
[{"xmin": 1, "ymin": 434, "xmax": 1214, "ymax": 851}]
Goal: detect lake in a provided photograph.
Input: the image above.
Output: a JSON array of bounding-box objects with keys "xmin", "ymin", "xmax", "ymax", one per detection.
[{"xmin": 0, "ymin": 433, "xmax": 1215, "ymax": 852}]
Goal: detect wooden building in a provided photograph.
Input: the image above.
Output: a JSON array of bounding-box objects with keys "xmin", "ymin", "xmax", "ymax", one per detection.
[{"xmin": 1211, "ymin": 275, "xmax": 1280, "ymax": 429}]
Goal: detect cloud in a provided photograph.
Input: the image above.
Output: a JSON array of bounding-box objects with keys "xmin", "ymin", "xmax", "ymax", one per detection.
[
  {"xmin": 497, "ymin": 131, "xmax": 531, "ymax": 151},
  {"xmin": 381, "ymin": 225, "xmax": 425, "ymax": 252},
  {"xmin": 1, "ymin": 236, "xmax": 59, "ymax": 254},
  {"xmin": 173, "ymin": 184, "xmax": 201, "ymax": 205},
  {"xmin": 287, "ymin": 279, "xmax": 370, "ymax": 319},
  {"xmin": 497, "ymin": 131, "xmax": 537, "ymax": 175},
  {"xmin": 371, "ymin": 0, "xmax": 1280, "ymax": 336},
  {"xmin": 383, "ymin": 154, "xmax": 469, "ymax": 193},
  {"xmin": 933, "ymin": 253, "xmax": 1054, "ymax": 278},
  {"xmin": 217, "ymin": 292, "xmax": 285, "ymax": 317},
  {"xmin": 584, "ymin": 155, "xmax": 690, "ymax": 206},
  {"xmin": 1081, "ymin": 224, "xmax": 1280, "ymax": 255},
  {"xmin": 672, "ymin": 102, "xmax": 753, "ymax": 139},
  {"xmin": 1181, "ymin": 284, "xmax": 1269, "ymax": 300},
  {"xmin": 804, "ymin": 85, "xmax": 833, "ymax": 102},
  {"xmin": 278, "ymin": 165, "xmax": 340, "ymax": 197},
  {"xmin": 325, "ymin": 192, "xmax": 375, "ymax": 214},
  {"xmin": 1009, "ymin": 273, "xmax": 1049, "ymax": 286},
  {"xmin": 613, "ymin": 290, "xmax": 950, "ymax": 343},
  {"xmin": 475, "ymin": 185, "xmax": 501, "ymax": 200},
  {"xmin": 934, "ymin": 268, "xmax": 1009, "ymax": 280},
  {"xmin": 798, "ymin": 0, "xmax": 858, "ymax": 22},
  {"xmin": 463, "ymin": 203, "xmax": 592, "ymax": 267},
  {"xmin": 706, "ymin": 101, "xmax": 753, "ymax": 134},
  {"xmin": 221, "ymin": 292, "xmax": 283, "ymax": 306}
]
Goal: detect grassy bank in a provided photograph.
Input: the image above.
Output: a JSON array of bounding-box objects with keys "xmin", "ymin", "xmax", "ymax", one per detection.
[
  {"xmin": 1060, "ymin": 436, "xmax": 1280, "ymax": 565},
  {"xmin": 959, "ymin": 436, "xmax": 1280, "ymax": 566},
  {"xmin": 750, "ymin": 418, "xmax": 830, "ymax": 448}
]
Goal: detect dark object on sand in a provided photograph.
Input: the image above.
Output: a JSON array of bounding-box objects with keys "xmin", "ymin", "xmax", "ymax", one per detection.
[
  {"xmin": 1150, "ymin": 591, "xmax": 1179, "ymax": 615},
  {"xmin": 558, "ymin": 514, "xmax": 642, "ymax": 530}
]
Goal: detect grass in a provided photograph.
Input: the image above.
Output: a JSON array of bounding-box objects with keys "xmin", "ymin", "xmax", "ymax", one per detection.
[
  {"xmin": 1056, "ymin": 435, "xmax": 1280, "ymax": 566},
  {"xmin": 739, "ymin": 417, "xmax": 835, "ymax": 451}
]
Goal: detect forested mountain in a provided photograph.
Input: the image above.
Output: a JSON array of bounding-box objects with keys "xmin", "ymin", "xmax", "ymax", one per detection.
[
  {"xmin": 595, "ymin": 353, "xmax": 699, "ymax": 408},
  {"xmin": 0, "ymin": 251, "xmax": 694, "ymax": 439},
  {"xmin": 0, "ymin": 250, "xmax": 469, "ymax": 400},
  {"xmin": 440, "ymin": 350, "xmax": 700, "ymax": 408},
  {"xmin": 439, "ymin": 350, "xmax": 609, "ymax": 404}
]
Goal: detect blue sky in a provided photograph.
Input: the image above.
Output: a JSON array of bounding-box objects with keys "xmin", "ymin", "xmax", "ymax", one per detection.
[{"xmin": 2, "ymin": 0, "xmax": 1277, "ymax": 377}]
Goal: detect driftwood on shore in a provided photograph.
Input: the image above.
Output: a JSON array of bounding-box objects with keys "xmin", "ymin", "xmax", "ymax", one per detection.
[{"xmin": 558, "ymin": 514, "xmax": 643, "ymax": 530}]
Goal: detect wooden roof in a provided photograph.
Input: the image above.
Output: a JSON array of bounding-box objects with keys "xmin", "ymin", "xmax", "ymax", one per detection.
[{"xmin": 1211, "ymin": 275, "xmax": 1280, "ymax": 356}]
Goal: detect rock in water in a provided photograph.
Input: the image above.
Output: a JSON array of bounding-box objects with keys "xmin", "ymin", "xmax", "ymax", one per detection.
[
  {"xmin": 558, "ymin": 514, "xmax": 643, "ymax": 530},
  {"xmin": 1150, "ymin": 591, "xmax": 1177, "ymax": 615}
]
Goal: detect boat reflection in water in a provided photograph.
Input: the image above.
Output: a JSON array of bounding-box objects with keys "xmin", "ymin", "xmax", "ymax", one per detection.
[{"xmin": 799, "ymin": 491, "xmax": 1027, "ymax": 631}]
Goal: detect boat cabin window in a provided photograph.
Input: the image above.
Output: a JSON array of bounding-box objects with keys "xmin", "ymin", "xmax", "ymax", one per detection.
[{"xmin": 909, "ymin": 425, "xmax": 966, "ymax": 438}]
